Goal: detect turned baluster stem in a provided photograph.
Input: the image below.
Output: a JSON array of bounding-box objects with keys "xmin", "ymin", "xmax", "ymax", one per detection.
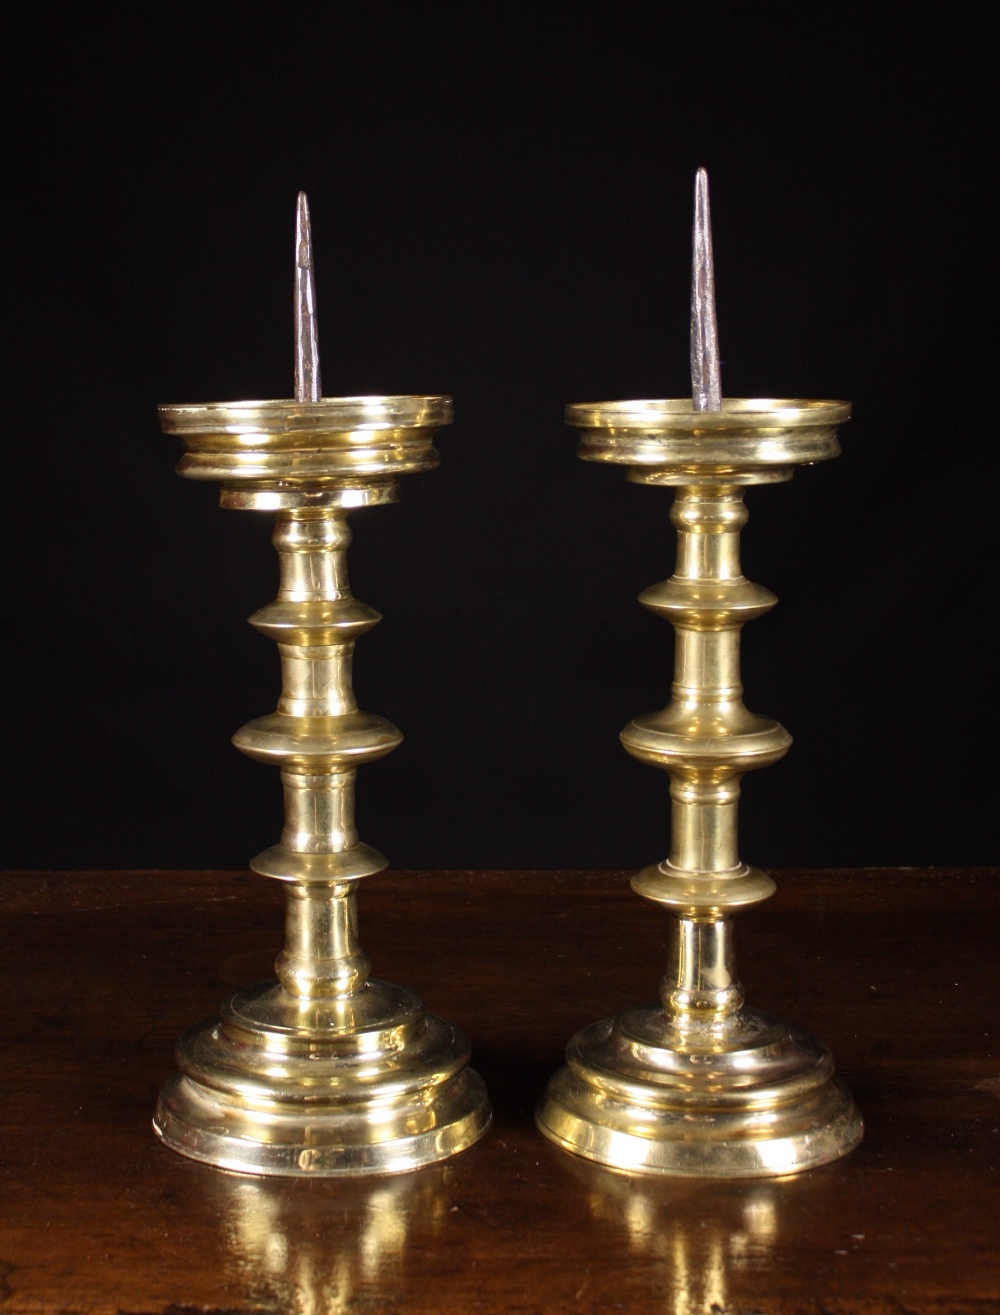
[
  {"xmin": 659, "ymin": 485, "xmax": 756, "ymax": 1022},
  {"xmin": 269, "ymin": 507, "xmax": 372, "ymax": 999}
]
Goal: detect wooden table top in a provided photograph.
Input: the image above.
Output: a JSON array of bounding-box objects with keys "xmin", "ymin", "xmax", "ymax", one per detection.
[{"xmin": 1, "ymin": 867, "xmax": 998, "ymax": 1313}]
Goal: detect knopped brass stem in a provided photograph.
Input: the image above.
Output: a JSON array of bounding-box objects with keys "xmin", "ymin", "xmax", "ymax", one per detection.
[{"xmin": 250, "ymin": 510, "xmax": 374, "ymax": 1000}]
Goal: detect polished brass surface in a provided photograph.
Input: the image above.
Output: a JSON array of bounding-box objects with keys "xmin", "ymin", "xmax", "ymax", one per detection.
[
  {"xmin": 153, "ymin": 200, "xmax": 489, "ymax": 1176},
  {"xmin": 165, "ymin": 395, "xmax": 449, "ymax": 493},
  {"xmin": 537, "ymin": 398, "xmax": 862, "ymax": 1176}
]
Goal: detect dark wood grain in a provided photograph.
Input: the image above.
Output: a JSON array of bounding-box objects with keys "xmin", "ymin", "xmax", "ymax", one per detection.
[{"xmin": 1, "ymin": 869, "xmax": 998, "ymax": 1313}]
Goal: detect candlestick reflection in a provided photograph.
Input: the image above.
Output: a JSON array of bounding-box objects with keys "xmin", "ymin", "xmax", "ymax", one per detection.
[
  {"xmin": 217, "ymin": 1172, "xmax": 449, "ymax": 1314},
  {"xmin": 576, "ymin": 1164, "xmax": 779, "ymax": 1315}
]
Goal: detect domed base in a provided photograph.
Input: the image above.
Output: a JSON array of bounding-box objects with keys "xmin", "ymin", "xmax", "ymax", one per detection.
[
  {"xmin": 154, "ymin": 979, "xmax": 491, "ymax": 1176},
  {"xmin": 536, "ymin": 1006, "xmax": 861, "ymax": 1177}
]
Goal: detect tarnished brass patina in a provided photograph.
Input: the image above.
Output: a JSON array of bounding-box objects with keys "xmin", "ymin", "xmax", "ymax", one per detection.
[
  {"xmin": 153, "ymin": 197, "xmax": 489, "ymax": 1175},
  {"xmin": 536, "ymin": 397, "xmax": 863, "ymax": 1176}
]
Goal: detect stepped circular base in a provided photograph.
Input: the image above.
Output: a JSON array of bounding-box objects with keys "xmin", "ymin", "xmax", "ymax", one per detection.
[
  {"xmin": 537, "ymin": 1006, "xmax": 861, "ymax": 1178},
  {"xmin": 154, "ymin": 979, "xmax": 491, "ymax": 1176}
]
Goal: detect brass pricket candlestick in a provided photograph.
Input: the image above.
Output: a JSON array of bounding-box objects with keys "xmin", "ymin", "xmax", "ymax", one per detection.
[
  {"xmin": 537, "ymin": 171, "xmax": 863, "ymax": 1176},
  {"xmin": 154, "ymin": 194, "xmax": 491, "ymax": 1176}
]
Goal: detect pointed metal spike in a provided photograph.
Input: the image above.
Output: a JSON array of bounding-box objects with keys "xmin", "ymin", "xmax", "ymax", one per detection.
[
  {"xmin": 294, "ymin": 191, "xmax": 322, "ymax": 403},
  {"xmin": 691, "ymin": 167, "xmax": 722, "ymax": 412}
]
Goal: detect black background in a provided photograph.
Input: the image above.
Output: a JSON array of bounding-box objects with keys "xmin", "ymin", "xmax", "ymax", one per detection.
[{"xmin": 3, "ymin": 6, "xmax": 995, "ymax": 871}]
